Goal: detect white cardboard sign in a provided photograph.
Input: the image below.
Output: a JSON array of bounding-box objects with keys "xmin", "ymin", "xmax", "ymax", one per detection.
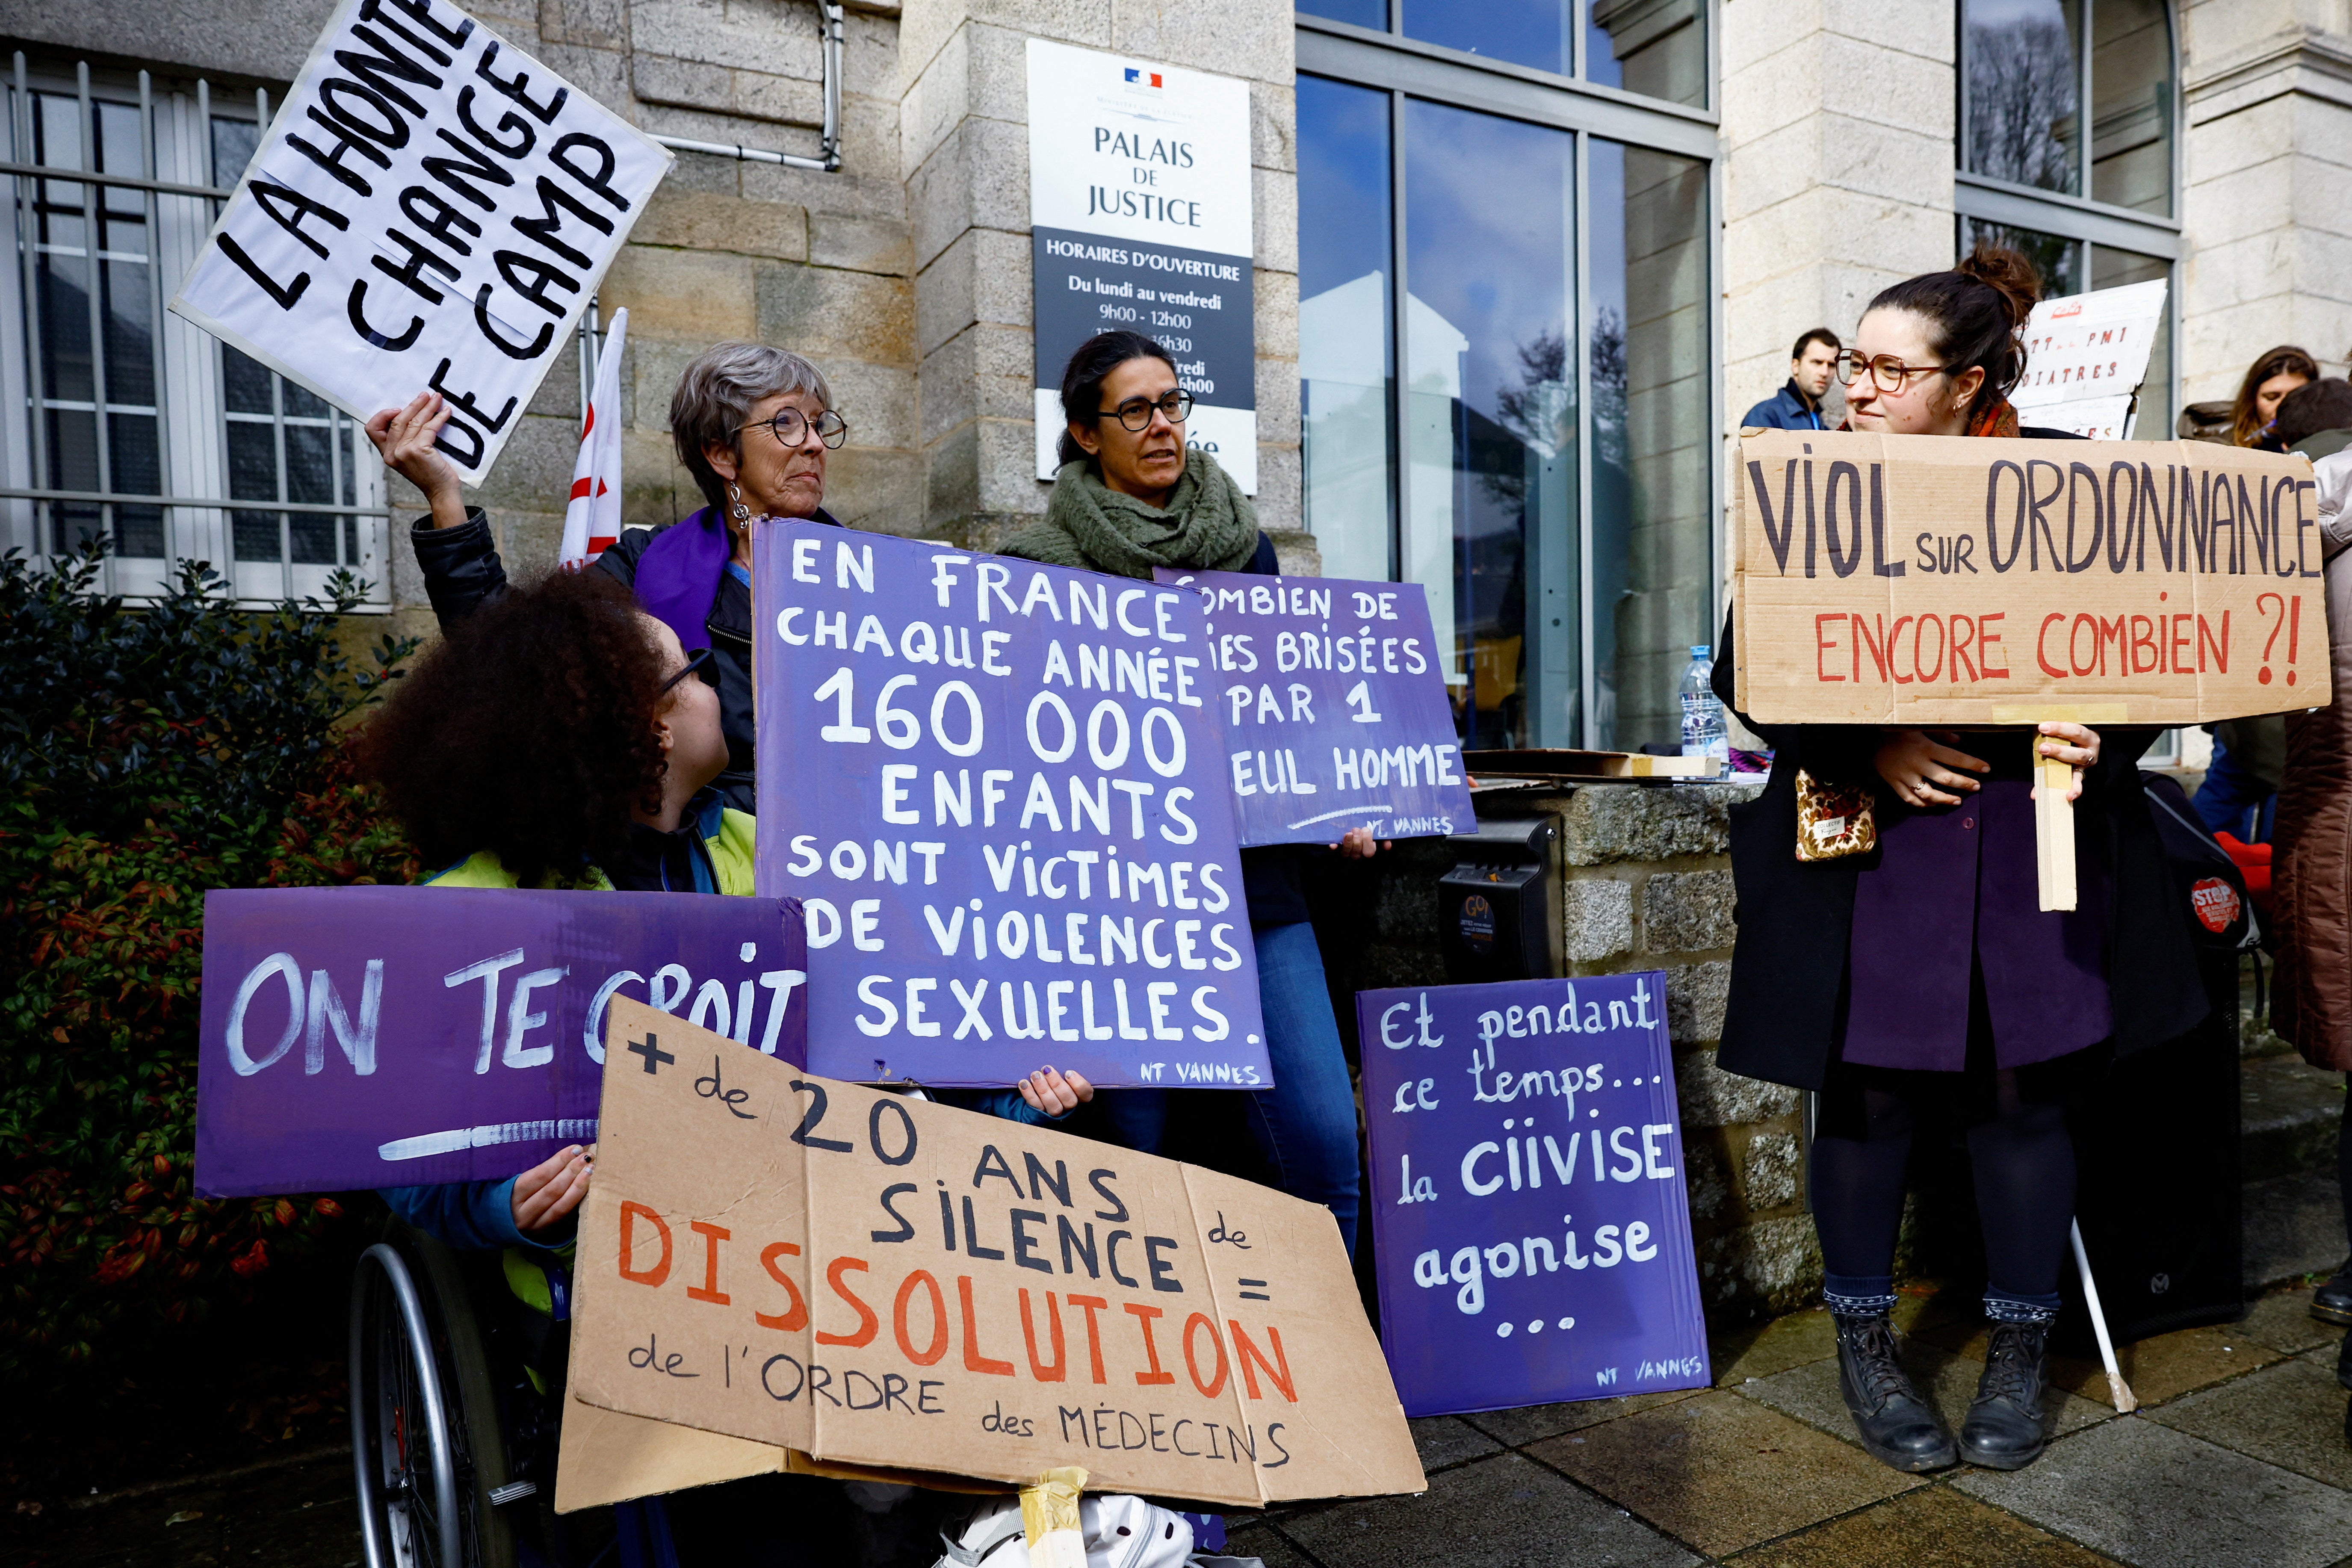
[
  {"xmin": 2011, "ymin": 279, "xmax": 2167, "ymax": 442},
  {"xmin": 168, "ymin": 0, "xmax": 671, "ymax": 483}
]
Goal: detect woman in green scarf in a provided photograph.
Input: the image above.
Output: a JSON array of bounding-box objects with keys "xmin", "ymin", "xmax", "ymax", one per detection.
[{"xmin": 1000, "ymin": 331, "xmax": 1377, "ymax": 1258}]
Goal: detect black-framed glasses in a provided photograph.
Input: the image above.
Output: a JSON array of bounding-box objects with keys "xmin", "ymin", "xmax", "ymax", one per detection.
[
  {"xmin": 659, "ymin": 645, "xmax": 720, "ymax": 698},
  {"xmin": 739, "ymin": 406, "xmax": 850, "ymax": 449},
  {"xmin": 1835, "ymin": 350, "xmax": 1947, "ymax": 392},
  {"xmin": 1098, "ymin": 390, "xmax": 1193, "ymax": 431}
]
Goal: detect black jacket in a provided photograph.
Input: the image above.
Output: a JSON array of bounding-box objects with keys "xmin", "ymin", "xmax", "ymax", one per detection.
[
  {"xmin": 1708, "ymin": 430, "xmax": 2208, "ymax": 1090},
  {"xmin": 410, "ymin": 507, "xmax": 843, "ymax": 815}
]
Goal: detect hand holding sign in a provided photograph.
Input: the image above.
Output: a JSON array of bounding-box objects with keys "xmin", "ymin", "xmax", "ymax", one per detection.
[
  {"xmin": 568, "ymin": 997, "xmax": 1424, "ymax": 1507},
  {"xmin": 1733, "ymin": 428, "xmax": 2326, "ymax": 906}
]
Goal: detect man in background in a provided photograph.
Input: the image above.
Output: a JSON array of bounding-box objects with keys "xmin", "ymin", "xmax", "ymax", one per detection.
[{"xmin": 1741, "ymin": 328, "xmax": 1841, "ymax": 431}]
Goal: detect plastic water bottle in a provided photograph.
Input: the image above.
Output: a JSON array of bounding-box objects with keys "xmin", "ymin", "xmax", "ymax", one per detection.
[{"xmin": 1680, "ymin": 644, "xmax": 1728, "ymax": 764}]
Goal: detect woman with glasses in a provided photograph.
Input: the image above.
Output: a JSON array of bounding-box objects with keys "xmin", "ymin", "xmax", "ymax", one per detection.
[
  {"xmin": 1711, "ymin": 246, "xmax": 2204, "ymax": 1476},
  {"xmin": 369, "ymin": 342, "xmax": 851, "ymax": 813},
  {"xmin": 999, "ymin": 330, "xmax": 1378, "ymax": 1261}
]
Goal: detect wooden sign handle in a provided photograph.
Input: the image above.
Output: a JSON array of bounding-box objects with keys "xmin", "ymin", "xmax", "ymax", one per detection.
[{"xmin": 2034, "ymin": 745, "xmax": 2077, "ymax": 912}]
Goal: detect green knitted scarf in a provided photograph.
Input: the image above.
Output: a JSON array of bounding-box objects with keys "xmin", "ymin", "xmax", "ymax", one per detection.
[{"xmin": 998, "ymin": 450, "xmax": 1259, "ymax": 580}]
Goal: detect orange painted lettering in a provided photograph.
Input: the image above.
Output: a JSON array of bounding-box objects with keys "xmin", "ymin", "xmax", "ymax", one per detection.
[
  {"xmin": 687, "ymin": 1220, "xmax": 730, "ymax": 1304},
  {"xmin": 618, "ymin": 1201, "xmax": 672, "ymax": 1286},
  {"xmin": 755, "ymin": 1242, "xmax": 807, "ymax": 1331},
  {"xmin": 958, "ymin": 1274, "xmax": 1014, "ymax": 1376},
  {"xmin": 816, "ymin": 1255, "xmax": 878, "ymax": 1347},
  {"xmin": 1020, "ymin": 1289, "xmax": 1068, "ymax": 1382},
  {"xmin": 894, "ymin": 1269, "xmax": 948, "ymax": 1365}
]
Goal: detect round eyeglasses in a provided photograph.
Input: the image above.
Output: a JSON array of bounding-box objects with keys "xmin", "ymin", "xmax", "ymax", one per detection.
[
  {"xmin": 1098, "ymin": 389, "xmax": 1194, "ymax": 431},
  {"xmin": 739, "ymin": 406, "xmax": 849, "ymax": 449},
  {"xmin": 1835, "ymin": 351, "xmax": 1947, "ymax": 393}
]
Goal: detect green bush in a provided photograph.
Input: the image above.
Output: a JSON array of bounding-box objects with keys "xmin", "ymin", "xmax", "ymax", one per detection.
[{"xmin": 0, "ymin": 546, "xmax": 418, "ymax": 1375}]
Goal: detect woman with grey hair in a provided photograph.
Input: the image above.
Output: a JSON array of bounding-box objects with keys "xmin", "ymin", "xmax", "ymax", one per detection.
[{"xmin": 369, "ymin": 340, "xmax": 849, "ymax": 812}]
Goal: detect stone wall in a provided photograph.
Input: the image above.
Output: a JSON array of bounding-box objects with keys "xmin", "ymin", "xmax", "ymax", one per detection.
[
  {"xmin": 896, "ymin": 0, "xmax": 1306, "ymax": 560},
  {"xmin": 392, "ymin": 0, "xmax": 924, "ymax": 647},
  {"xmin": 1315, "ymin": 779, "xmax": 1820, "ymax": 1324},
  {"xmin": 1717, "ymin": 0, "xmax": 1957, "ymax": 434},
  {"xmin": 2178, "ymin": 0, "xmax": 2352, "ymax": 396}
]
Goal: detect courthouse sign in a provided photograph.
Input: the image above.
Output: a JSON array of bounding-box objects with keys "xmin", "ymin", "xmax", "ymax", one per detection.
[
  {"xmin": 1731, "ymin": 430, "xmax": 2328, "ymax": 725},
  {"xmin": 1026, "ymin": 39, "xmax": 1256, "ymax": 490}
]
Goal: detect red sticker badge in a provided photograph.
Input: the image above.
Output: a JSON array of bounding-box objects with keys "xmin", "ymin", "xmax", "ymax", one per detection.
[{"xmin": 2190, "ymin": 876, "xmax": 2243, "ymax": 933}]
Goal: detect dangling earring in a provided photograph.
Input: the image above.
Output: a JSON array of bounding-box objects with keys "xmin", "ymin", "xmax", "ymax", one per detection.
[{"xmin": 728, "ymin": 481, "xmax": 751, "ymax": 533}]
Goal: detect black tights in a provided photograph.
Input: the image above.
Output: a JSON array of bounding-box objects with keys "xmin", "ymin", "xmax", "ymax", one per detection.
[{"xmin": 1811, "ymin": 1066, "xmax": 2077, "ymax": 1298}]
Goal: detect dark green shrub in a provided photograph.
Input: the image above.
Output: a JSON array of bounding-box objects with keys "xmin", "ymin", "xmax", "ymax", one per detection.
[{"xmin": 0, "ymin": 546, "xmax": 418, "ymax": 1375}]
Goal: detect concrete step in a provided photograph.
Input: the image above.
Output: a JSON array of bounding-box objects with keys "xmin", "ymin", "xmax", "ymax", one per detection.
[
  {"xmin": 2245, "ymin": 1167, "xmax": 2345, "ymax": 1290},
  {"xmin": 2241, "ymin": 1054, "xmax": 2343, "ymax": 1182}
]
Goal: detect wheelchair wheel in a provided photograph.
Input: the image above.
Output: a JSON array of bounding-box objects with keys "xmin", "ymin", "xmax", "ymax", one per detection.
[{"xmin": 350, "ymin": 1227, "xmax": 524, "ymax": 1568}]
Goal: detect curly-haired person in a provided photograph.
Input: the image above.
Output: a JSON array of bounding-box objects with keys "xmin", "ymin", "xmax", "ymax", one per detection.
[
  {"xmin": 359, "ymin": 569, "xmax": 1091, "ymax": 1250},
  {"xmin": 356, "ymin": 565, "xmax": 744, "ymax": 1248}
]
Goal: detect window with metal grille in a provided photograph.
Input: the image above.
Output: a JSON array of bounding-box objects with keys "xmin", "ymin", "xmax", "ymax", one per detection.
[{"xmin": 1, "ymin": 54, "xmax": 388, "ymax": 607}]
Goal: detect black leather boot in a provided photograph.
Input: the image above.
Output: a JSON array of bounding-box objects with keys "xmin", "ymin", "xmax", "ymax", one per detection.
[
  {"xmin": 1960, "ymin": 1320, "xmax": 2051, "ymax": 1469},
  {"xmin": 2314, "ymin": 1262, "xmax": 2352, "ymax": 1328},
  {"xmin": 1834, "ymin": 1314, "xmax": 1956, "ymax": 1472}
]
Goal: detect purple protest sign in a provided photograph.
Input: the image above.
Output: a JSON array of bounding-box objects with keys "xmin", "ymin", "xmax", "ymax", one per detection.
[
  {"xmin": 1356, "ymin": 974, "xmax": 1708, "ymax": 1417},
  {"xmin": 195, "ymin": 887, "xmax": 804, "ymax": 1197},
  {"xmin": 753, "ymin": 521, "xmax": 1270, "ymax": 1089},
  {"xmin": 1153, "ymin": 571, "xmax": 1472, "ymax": 847}
]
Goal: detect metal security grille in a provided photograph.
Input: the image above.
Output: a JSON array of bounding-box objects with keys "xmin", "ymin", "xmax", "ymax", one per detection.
[{"xmin": 1, "ymin": 53, "xmax": 388, "ymax": 606}]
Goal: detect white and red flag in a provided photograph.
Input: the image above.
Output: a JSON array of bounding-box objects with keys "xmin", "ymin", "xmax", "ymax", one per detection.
[{"xmin": 559, "ymin": 306, "xmax": 628, "ymax": 568}]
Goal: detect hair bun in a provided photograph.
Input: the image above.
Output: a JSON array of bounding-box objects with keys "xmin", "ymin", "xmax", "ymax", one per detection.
[{"xmin": 1955, "ymin": 241, "xmax": 2042, "ymax": 332}]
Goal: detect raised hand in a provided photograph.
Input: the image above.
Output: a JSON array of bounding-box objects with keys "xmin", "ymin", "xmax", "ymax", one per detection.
[{"xmin": 364, "ymin": 391, "xmax": 467, "ymax": 529}]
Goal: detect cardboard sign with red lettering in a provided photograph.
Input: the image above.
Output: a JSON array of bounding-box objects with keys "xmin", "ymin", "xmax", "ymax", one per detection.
[
  {"xmin": 566, "ymin": 996, "xmax": 1425, "ymax": 1508},
  {"xmin": 1731, "ymin": 430, "xmax": 2328, "ymax": 724}
]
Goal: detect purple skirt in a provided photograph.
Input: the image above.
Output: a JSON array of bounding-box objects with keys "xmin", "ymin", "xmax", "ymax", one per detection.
[{"xmin": 1841, "ymin": 771, "xmax": 2110, "ymax": 1072}]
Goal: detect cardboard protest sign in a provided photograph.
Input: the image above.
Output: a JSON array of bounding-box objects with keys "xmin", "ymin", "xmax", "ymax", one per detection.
[
  {"xmin": 1153, "ymin": 570, "xmax": 1473, "ymax": 847},
  {"xmin": 195, "ymin": 888, "xmax": 803, "ymax": 1195},
  {"xmin": 168, "ymin": 0, "xmax": 671, "ymax": 482},
  {"xmin": 1356, "ymin": 975, "xmax": 1708, "ymax": 1418},
  {"xmin": 2010, "ymin": 280, "xmax": 2167, "ymax": 442},
  {"xmin": 1731, "ymin": 430, "xmax": 2329, "ymax": 726},
  {"xmin": 567, "ymin": 997, "xmax": 1424, "ymax": 1508},
  {"xmin": 753, "ymin": 521, "xmax": 1269, "ymax": 1090}
]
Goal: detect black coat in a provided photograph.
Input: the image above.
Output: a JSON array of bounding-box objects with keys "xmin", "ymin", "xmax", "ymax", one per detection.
[
  {"xmin": 410, "ymin": 507, "xmax": 842, "ymax": 815},
  {"xmin": 1708, "ymin": 433, "xmax": 2208, "ymax": 1091}
]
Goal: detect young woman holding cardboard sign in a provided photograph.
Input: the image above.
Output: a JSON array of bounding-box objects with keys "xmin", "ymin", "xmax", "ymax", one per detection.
[{"xmin": 1714, "ymin": 246, "xmax": 2206, "ymax": 1476}]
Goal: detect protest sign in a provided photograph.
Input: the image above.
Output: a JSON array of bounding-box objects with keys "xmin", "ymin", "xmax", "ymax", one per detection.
[
  {"xmin": 2010, "ymin": 280, "xmax": 2168, "ymax": 442},
  {"xmin": 1027, "ymin": 39, "xmax": 1256, "ymax": 490},
  {"xmin": 567, "ymin": 997, "xmax": 1424, "ymax": 1508},
  {"xmin": 1731, "ymin": 429, "xmax": 2329, "ymax": 726},
  {"xmin": 752, "ymin": 520, "xmax": 1269, "ymax": 1090},
  {"xmin": 168, "ymin": 0, "xmax": 671, "ymax": 483},
  {"xmin": 195, "ymin": 887, "xmax": 804, "ymax": 1196},
  {"xmin": 1154, "ymin": 570, "xmax": 1473, "ymax": 847},
  {"xmin": 1356, "ymin": 975, "xmax": 1708, "ymax": 1418}
]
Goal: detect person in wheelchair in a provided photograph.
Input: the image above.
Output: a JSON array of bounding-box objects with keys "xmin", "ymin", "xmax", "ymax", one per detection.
[{"xmin": 353, "ymin": 565, "xmax": 1099, "ymax": 1565}]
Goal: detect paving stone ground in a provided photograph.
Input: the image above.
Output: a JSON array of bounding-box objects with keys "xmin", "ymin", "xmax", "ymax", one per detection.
[
  {"xmin": 14, "ymin": 1300, "xmax": 2352, "ymax": 1568},
  {"xmin": 1227, "ymin": 1280, "xmax": 2352, "ymax": 1568}
]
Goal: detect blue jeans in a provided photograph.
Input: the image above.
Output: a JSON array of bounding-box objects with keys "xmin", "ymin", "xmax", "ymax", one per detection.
[
  {"xmin": 1244, "ymin": 920, "xmax": 1363, "ymax": 1256},
  {"xmin": 1087, "ymin": 922, "xmax": 1363, "ymax": 1257},
  {"xmin": 2195, "ymin": 737, "xmax": 2275, "ymax": 843}
]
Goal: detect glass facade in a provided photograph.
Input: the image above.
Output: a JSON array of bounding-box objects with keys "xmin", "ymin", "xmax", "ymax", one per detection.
[
  {"xmin": 1303, "ymin": 0, "xmax": 1708, "ymax": 109},
  {"xmin": 1957, "ymin": 1, "xmax": 2178, "ymax": 439},
  {"xmin": 1294, "ymin": 18, "xmax": 1715, "ymax": 753}
]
